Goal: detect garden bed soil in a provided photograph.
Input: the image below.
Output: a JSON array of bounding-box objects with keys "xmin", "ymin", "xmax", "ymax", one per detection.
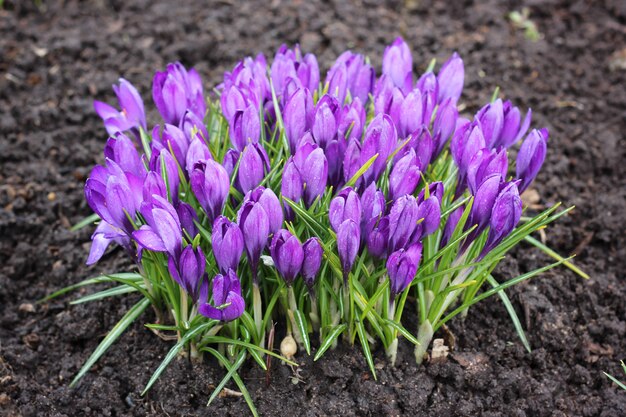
[{"xmin": 1, "ymin": 0, "xmax": 625, "ymax": 415}]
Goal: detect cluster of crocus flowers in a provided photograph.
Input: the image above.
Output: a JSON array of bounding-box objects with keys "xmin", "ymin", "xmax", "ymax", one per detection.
[{"xmin": 85, "ymin": 36, "xmax": 552, "ymax": 370}]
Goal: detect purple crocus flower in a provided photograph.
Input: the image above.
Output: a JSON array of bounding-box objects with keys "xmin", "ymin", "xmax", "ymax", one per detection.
[
  {"xmin": 153, "ymin": 62, "xmax": 205, "ymax": 125},
  {"xmin": 281, "ymin": 156, "xmax": 303, "ymax": 205},
  {"xmin": 440, "ymin": 206, "xmax": 464, "ymax": 249},
  {"xmin": 516, "ymin": 128, "xmax": 548, "ymax": 193},
  {"xmin": 238, "ymin": 143, "xmax": 270, "ymax": 194},
  {"xmin": 199, "ymin": 270, "xmax": 245, "ymax": 322},
  {"xmin": 389, "ymin": 148, "xmax": 421, "ymax": 201},
  {"xmin": 270, "ymin": 229, "xmax": 304, "ymax": 285},
  {"xmin": 329, "ymin": 187, "xmax": 362, "ymax": 233},
  {"xmin": 190, "ymin": 159, "xmax": 230, "ymax": 223},
  {"xmin": 337, "ymin": 219, "xmax": 360, "ymax": 282},
  {"xmin": 466, "ymin": 147, "xmax": 509, "ymax": 195},
  {"xmin": 237, "ymin": 199, "xmax": 270, "ymax": 279},
  {"xmin": 212, "ymin": 216, "xmax": 244, "ymax": 274},
  {"xmin": 103, "ymin": 132, "xmax": 145, "ymax": 179},
  {"xmin": 302, "ymin": 238, "xmax": 323, "ymax": 287},
  {"xmin": 231, "ymin": 104, "xmax": 261, "ymax": 152},
  {"xmin": 464, "ymin": 174, "xmax": 502, "ymax": 246},
  {"xmin": 417, "ymin": 181, "xmax": 445, "ymax": 206},
  {"xmin": 284, "ymin": 88, "xmax": 314, "ymax": 153},
  {"xmin": 142, "ymin": 171, "xmax": 168, "ymax": 201},
  {"xmin": 387, "ymin": 243, "xmax": 423, "ymax": 296},
  {"xmin": 414, "ymin": 196, "xmax": 441, "ymax": 240},
  {"xmin": 387, "ymin": 194, "xmax": 419, "ymax": 252},
  {"xmin": 397, "ymin": 90, "xmax": 423, "ymax": 138},
  {"xmin": 362, "ymin": 114, "xmax": 397, "ymax": 182},
  {"xmin": 337, "ymin": 98, "xmax": 366, "ymax": 141},
  {"xmin": 361, "ymin": 182, "xmax": 386, "ymax": 232},
  {"xmin": 180, "ymin": 110, "xmax": 209, "ymax": 143},
  {"xmin": 475, "ymin": 99, "xmax": 504, "ymax": 149},
  {"xmin": 496, "ymin": 101, "xmax": 532, "ymax": 149},
  {"xmin": 94, "ymin": 78, "xmax": 147, "ymax": 136},
  {"xmin": 432, "ymin": 98, "xmax": 459, "ymax": 158},
  {"xmin": 329, "ymin": 51, "xmax": 375, "ymax": 104},
  {"xmin": 149, "ymin": 145, "xmax": 180, "ymax": 202},
  {"xmin": 479, "ymin": 181, "xmax": 523, "ymax": 258},
  {"xmin": 382, "ymin": 37, "xmax": 413, "ymax": 94},
  {"xmin": 168, "ymin": 245, "xmax": 206, "ymax": 303},
  {"xmin": 243, "ymin": 186, "xmax": 283, "ymax": 234},
  {"xmin": 175, "ymin": 201, "xmax": 199, "ymax": 239},
  {"xmin": 87, "ymin": 221, "xmax": 132, "ymax": 265},
  {"xmin": 437, "ymin": 52, "xmax": 464, "ymax": 105},
  {"xmin": 220, "ymin": 85, "xmax": 248, "ymax": 125},
  {"xmin": 152, "ymin": 124, "xmax": 189, "ymax": 172},
  {"xmin": 366, "ymin": 216, "xmax": 389, "ymax": 259},
  {"xmin": 311, "ymin": 95, "xmax": 339, "ymax": 149},
  {"xmin": 133, "ymin": 194, "xmax": 183, "ymax": 258},
  {"xmin": 301, "ymin": 148, "xmax": 328, "ymax": 206},
  {"xmin": 185, "ymin": 135, "xmax": 213, "ymax": 177}
]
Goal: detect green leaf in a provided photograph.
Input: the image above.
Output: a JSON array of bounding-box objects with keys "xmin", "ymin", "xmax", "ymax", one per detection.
[
  {"xmin": 142, "ymin": 320, "xmax": 216, "ymax": 395},
  {"xmin": 70, "ymin": 284, "xmax": 139, "ymax": 304},
  {"xmin": 355, "ymin": 319, "xmax": 377, "ymax": 380},
  {"xmin": 345, "ymin": 153, "xmax": 378, "ymax": 188},
  {"xmin": 70, "ymin": 213, "xmax": 100, "ymax": 231},
  {"xmin": 39, "ymin": 272, "xmax": 143, "ymax": 302},
  {"xmin": 314, "ymin": 324, "xmax": 347, "ymax": 361},
  {"xmin": 487, "ymin": 275, "xmax": 531, "ymax": 353},
  {"xmin": 524, "ymin": 235, "xmax": 589, "ymax": 279},
  {"xmin": 201, "ymin": 336, "xmax": 297, "ymax": 366},
  {"xmin": 71, "ymin": 297, "xmax": 149, "ymax": 387},
  {"xmin": 604, "ymin": 371, "xmax": 626, "ymax": 391},
  {"xmin": 203, "ymin": 347, "xmax": 258, "ymax": 417},
  {"xmin": 383, "ymin": 319, "xmax": 420, "ymax": 346},
  {"xmin": 293, "ymin": 309, "xmax": 311, "ymax": 355}
]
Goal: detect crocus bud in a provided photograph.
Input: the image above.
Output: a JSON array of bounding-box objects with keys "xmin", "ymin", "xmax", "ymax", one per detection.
[
  {"xmin": 440, "ymin": 206, "xmax": 464, "ymax": 248},
  {"xmin": 231, "ymin": 104, "xmax": 261, "ymax": 152},
  {"xmin": 329, "ymin": 188, "xmax": 362, "ymax": 232},
  {"xmin": 363, "ymin": 114, "xmax": 397, "ymax": 181},
  {"xmin": 185, "ymin": 135, "xmax": 212, "ymax": 177},
  {"xmin": 387, "ymin": 243, "xmax": 422, "ymax": 296},
  {"xmin": 389, "ymin": 148, "xmax": 421, "ymax": 201},
  {"xmin": 398, "ymin": 90, "xmax": 423, "ymax": 138},
  {"xmin": 476, "ymin": 99, "xmax": 504, "ymax": 149},
  {"xmin": 153, "ymin": 124, "xmax": 189, "ymax": 171},
  {"xmin": 284, "ymin": 88, "xmax": 313, "ymax": 154},
  {"xmin": 312, "ymin": 96, "xmax": 339, "ymax": 148},
  {"xmin": 149, "ymin": 144, "xmax": 181, "ymax": 203},
  {"xmin": 432, "ymin": 98, "xmax": 459, "ymax": 158},
  {"xmin": 338, "ymin": 98, "xmax": 366, "ymax": 141},
  {"xmin": 103, "ymin": 133, "xmax": 145, "ymax": 179},
  {"xmin": 94, "ymin": 78, "xmax": 147, "ymax": 135},
  {"xmin": 153, "ymin": 62, "xmax": 205, "ymax": 125},
  {"xmin": 244, "ymin": 186, "xmax": 284, "ymax": 234},
  {"xmin": 326, "ymin": 60, "xmax": 348, "ymax": 104},
  {"xmin": 238, "ymin": 143, "xmax": 270, "ymax": 194},
  {"xmin": 281, "ymin": 157, "xmax": 304, "ymax": 211},
  {"xmin": 498, "ymin": 103, "xmax": 531, "ymax": 149},
  {"xmin": 142, "ymin": 171, "xmax": 167, "ymax": 201},
  {"xmin": 382, "ymin": 37, "xmax": 413, "ymax": 94},
  {"xmin": 480, "ymin": 182, "xmax": 523, "ymax": 258},
  {"xmin": 175, "ymin": 201, "xmax": 199, "ymax": 239},
  {"xmin": 199, "ymin": 270, "xmax": 245, "ymax": 322},
  {"xmin": 168, "ymin": 245, "xmax": 206, "ymax": 303},
  {"xmin": 301, "ymin": 148, "xmax": 328, "ymax": 206},
  {"xmin": 337, "ymin": 219, "xmax": 360, "ymax": 281},
  {"xmin": 302, "ymin": 238, "xmax": 323, "ymax": 287},
  {"xmin": 466, "ymin": 147, "xmax": 509, "ymax": 195},
  {"xmin": 417, "ymin": 181, "xmax": 445, "ymax": 205},
  {"xmin": 222, "ymin": 148, "xmax": 239, "ymax": 179},
  {"xmin": 190, "ymin": 159, "xmax": 230, "ymax": 223},
  {"xmin": 270, "ymin": 229, "xmax": 304, "ymax": 285},
  {"xmin": 415, "ymin": 196, "xmax": 441, "ymax": 239},
  {"xmin": 220, "ymin": 86, "xmax": 247, "ymax": 124},
  {"xmin": 437, "ymin": 52, "xmax": 464, "ymax": 105},
  {"xmin": 361, "ymin": 183, "xmax": 386, "ymax": 228},
  {"xmin": 516, "ymin": 128, "xmax": 548, "ymax": 193},
  {"xmin": 366, "ymin": 216, "xmax": 389, "ymax": 259},
  {"xmin": 87, "ymin": 221, "xmax": 131, "ymax": 265},
  {"xmin": 133, "ymin": 194, "xmax": 182, "ymax": 258},
  {"xmin": 388, "ymin": 195, "xmax": 419, "ymax": 252},
  {"xmin": 212, "ymin": 216, "xmax": 244, "ymax": 274},
  {"xmin": 180, "ymin": 110, "xmax": 209, "ymax": 143},
  {"xmin": 237, "ymin": 200, "xmax": 270, "ymax": 278},
  {"xmin": 466, "ymin": 174, "xmax": 502, "ymax": 239}
]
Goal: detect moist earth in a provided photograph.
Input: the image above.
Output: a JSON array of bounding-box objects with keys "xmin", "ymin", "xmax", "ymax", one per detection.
[{"xmin": 1, "ymin": 0, "xmax": 625, "ymax": 416}]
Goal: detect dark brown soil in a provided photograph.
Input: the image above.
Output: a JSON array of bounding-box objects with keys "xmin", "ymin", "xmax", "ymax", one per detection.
[{"xmin": 1, "ymin": 0, "xmax": 625, "ymax": 416}]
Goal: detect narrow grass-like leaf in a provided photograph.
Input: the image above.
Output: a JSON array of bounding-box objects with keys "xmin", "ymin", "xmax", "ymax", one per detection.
[
  {"xmin": 294, "ymin": 309, "xmax": 311, "ymax": 355},
  {"xmin": 71, "ymin": 297, "xmax": 149, "ymax": 387},
  {"xmin": 604, "ymin": 371, "xmax": 626, "ymax": 391},
  {"xmin": 383, "ymin": 319, "xmax": 420, "ymax": 346},
  {"xmin": 39, "ymin": 272, "xmax": 143, "ymax": 302},
  {"xmin": 70, "ymin": 213, "xmax": 100, "ymax": 231},
  {"xmin": 487, "ymin": 275, "xmax": 531, "ymax": 353},
  {"xmin": 203, "ymin": 347, "xmax": 258, "ymax": 417},
  {"xmin": 142, "ymin": 320, "xmax": 215, "ymax": 395},
  {"xmin": 345, "ymin": 153, "xmax": 378, "ymax": 188},
  {"xmin": 70, "ymin": 284, "xmax": 139, "ymax": 304},
  {"xmin": 524, "ymin": 235, "xmax": 589, "ymax": 279},
  {"xmin": 314, "ymin": 324, "xmax": 347, "ymax": 361},
  {"xmin": 201, "ymin": 336, "xmax": 297, "ymax": 366},
  {"xmin": 355, "ymin": 319, "xmax": 377, "ymax": 380}
]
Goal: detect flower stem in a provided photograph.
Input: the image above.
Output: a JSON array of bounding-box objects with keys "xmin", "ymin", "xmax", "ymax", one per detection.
[{"xmin": 252, "ymin": 281, "xmax": 265, "ymax": 348}]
